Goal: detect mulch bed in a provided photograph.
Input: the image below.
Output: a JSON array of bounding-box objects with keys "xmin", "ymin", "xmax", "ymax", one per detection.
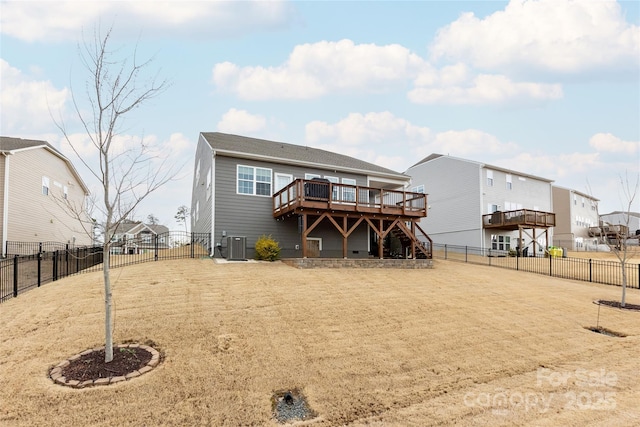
[
  {"xmin": 597, "ymin": 300, "xmax": 640, "ymax": 311},
  {"xmin": 62, "ymin": 347, "xmax": 153, "ymax": 382},
  {"xmin": 50, "ymin": 343, "xmax": 161, "ymax": 388}
]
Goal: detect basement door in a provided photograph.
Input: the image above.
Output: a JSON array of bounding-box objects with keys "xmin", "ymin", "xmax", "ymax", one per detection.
[{"xmin": 306, "ymin": 238, "xmax": 321, "ymax": 258}]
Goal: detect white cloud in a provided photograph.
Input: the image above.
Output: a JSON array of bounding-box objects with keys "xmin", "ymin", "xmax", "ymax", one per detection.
[
  {"xmin": 0, "ymin": 59, "xmax": 69, "ymax": 134},
  {"xmin": 217, "ymin": 108, "xmax": 267, "ymax": 134},
  {"xmin": 305, "ymin": 112, "xmax": 519, "ymax": 171},
  {"xmin": 589, "ymin": 133, "xmax": 639, "ymax": 155},
  {"xmin": 212, "ymin": 39, "xmax": 426, "ymax": 100},
  {"xmin": 430, "ymin": 0, "xmax": 640, "ymax": 75},
  {"xmin": 0, "ymin": 0, "xmax": 294, "ymax": 42},
  {"xmin": 409, "ymin": 69, "xmax": 563, "ymax": 105}
]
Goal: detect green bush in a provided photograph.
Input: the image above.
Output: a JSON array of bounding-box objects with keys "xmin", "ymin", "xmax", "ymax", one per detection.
[{"xmin": 255, "ymin": 235, "xmax": 281, "ymax": 261}]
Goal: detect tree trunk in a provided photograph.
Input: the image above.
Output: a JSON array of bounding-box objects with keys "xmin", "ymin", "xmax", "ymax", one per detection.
[
  {"xmin": 103, "ymin": 245, "xmax": 113, "ymax": 362},
  {"xmin": 621, "ymin": 262, "xmax": 627, "ymax": 308}
]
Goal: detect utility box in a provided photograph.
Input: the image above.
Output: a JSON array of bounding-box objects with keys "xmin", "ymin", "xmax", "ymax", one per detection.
[{"xmin": 227, "ymin": 236, "xmax": 247, "ymax": 260}]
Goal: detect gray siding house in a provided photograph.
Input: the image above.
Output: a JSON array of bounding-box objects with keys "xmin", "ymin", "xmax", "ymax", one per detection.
[
  {"xmin": 406, "ymin": 154, "xmax": 555, "ymax": 255},
  {"xmin": 552, "ymin": 186, "xmax": 600, "ymax": 250},
  {"xmin": 0, "ymin": 137, "xmax": 92, "ymax": 256},
  {"xmin": 191, "ymin": 133, "xmax": 429, "ymax": 259}
]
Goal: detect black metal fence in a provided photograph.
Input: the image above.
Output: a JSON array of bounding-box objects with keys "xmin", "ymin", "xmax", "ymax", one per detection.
[
  {"xmin": 1, "ymin": 232, "xmax": 211, "ymax": 304},
  {"xmin": 432, "ymin": 243, "xmax": 640, "ymax": 289}
]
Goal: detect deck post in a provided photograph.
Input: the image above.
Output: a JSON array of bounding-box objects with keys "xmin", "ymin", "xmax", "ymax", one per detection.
[
  {"xmin": 378, "ymin": 219, "xmax": 384, "ymax": 259},
  {"xmin": 301, "ymin": 213, "xmax": 308, "ymax": 258},
  {"xmin": 343, "ymin": 216, "xmax": 348, "ymax": 259}
]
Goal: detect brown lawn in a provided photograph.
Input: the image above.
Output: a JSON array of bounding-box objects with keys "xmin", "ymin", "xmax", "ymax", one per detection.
[{"xmin": 0, "ymin": 258, "xmax": 639, "ymax": 426}]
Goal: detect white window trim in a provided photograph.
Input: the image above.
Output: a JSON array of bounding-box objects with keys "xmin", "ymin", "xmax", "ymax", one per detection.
[
  {"xmin": 341, "ymin": 178, "xmax": 356, "ymax": 202},
  {"xmin": 42, "ymin": 176, "xmax": 50, "ymax": 196},
  {"xmin": 237, "ymin": 164, "xmax": 273, "ymax": 197}
]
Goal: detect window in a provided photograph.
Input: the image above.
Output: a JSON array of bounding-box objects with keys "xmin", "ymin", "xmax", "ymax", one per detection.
[
  {"xmin": 486, "ymin": 170, "xmax": 493, "ymax": 187},
  {"xmin": 195, "ymin": 160, "xmax": 201, "ymax": 185},
  {"xmin": 195, "ymin": 200, "xmax": 199, "ymax": 222},
  {"xmin": 574, "ymin": 195, "xmax": 577, "ymax": 205},
  {"xmin": 412, "ymin": 185, "xmax": 425, "ymax": 193},
  {"xmin": 581, "ymin": 197, "xmax": 585, "ymax": 207},
  {"xmin": 63, "ymin": 185, "xmax": 68, "ymax": 199},
  {"xmin": 489, "ymin": 204, "xmax": 498, "ymax": 213},
  {"xmin": 237, "ymin": 165, "xmax": 272, "ymax": 196},
  {"xmin": 506, "ymin": 174, "xmax": 512, "ymax": 190},
  {"xmin": 42, "ymin": 176, "xmax": 50, "ymax": 196},
  {"xmin": 325, "ymin": 176, "xmax": 339, "ymax": 200},
  {"xmin": 305, "ymin": 173, "xmax": 321, "ymax": 180},
  {"xmin": 342, "ymin": 178, "xmax": 356, "ymax": 202}
]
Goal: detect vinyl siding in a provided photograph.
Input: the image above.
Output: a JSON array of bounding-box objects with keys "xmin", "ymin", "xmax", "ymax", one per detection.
[
  {"xmin": 209, "ymin": 154, "xmax": 369, "ymax": 259},
  {"xmin": 407, "ymin": 155, "xmax": 554, "ymax": 249},
  {"xmin": 191, "ymin": 135, "xmax": 214, "ymax": 237},
  {"xmin": 407, "ymin": 156, "xmax": 483, "ymax": 247},
  {"xmin": 4, "ymin": 148, "xmax": 91, "ymax": 247},
  {"xmin": 0, "ymin": 156, "xmax": 6, "ymax": 246}
]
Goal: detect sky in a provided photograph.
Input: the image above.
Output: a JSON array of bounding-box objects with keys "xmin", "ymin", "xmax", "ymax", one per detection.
[{"xmin": 1, "ymin": 0, "xmax": 639, "ymax": 230}]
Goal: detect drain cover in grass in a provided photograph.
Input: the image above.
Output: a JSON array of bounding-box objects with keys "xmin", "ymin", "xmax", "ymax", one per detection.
[{"xmin": 272, "ymin": 389, "xmax": 317, "ymax": 423}]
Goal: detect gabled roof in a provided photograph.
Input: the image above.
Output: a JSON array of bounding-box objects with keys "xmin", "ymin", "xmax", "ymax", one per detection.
[
  {"xmin": 113, "ymin": 220, "xmax": 169, "ymax": 235},
  {"xmin": 201, "ymin": 132, "xmax": 408, "ymax": 181},
  {"xmin": 601, "ymin": 211, "xmax": 640, "ymax": 218},
  {"xmin": 552, "ymin": 185, "xmax": 599, "ymax": 201},
  {"xmin": 409, "ymin": 153, "xmax": 553, "ymax": 183},
  {"xmin": 0, "ymin": 136, "xmax": 90, "ymax": 194}
]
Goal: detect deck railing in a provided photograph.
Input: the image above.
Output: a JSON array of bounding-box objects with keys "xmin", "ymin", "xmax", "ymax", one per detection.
[
  {"xmin": 273, "ymin": 179, "xmax": 427, "ymax": 218},
  {"xmin": 483, "ymin": 209, "xmax": 555, "ymax": 228}
]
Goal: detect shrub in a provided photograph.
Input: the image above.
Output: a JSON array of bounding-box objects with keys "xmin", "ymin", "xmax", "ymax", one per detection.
[{"xmin": 255, "ymin": 235, "xmax": 281, "ymax": 261}]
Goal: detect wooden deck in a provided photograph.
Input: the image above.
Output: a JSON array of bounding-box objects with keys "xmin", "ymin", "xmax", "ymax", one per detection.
[
  {"xmin": 273, "ymin": 179, "xmax": 431, "ymax": 259},
  {"xmin": 483, "ymin": 209, "xmax": 556, "ymax": 230},
  {"xmin": 273, "ymin": 179, "xmax": 427, "ymax": 219}
]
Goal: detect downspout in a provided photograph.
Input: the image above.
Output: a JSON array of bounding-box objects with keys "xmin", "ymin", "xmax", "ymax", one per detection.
[
  {"xmin": 2, "ymin": 153, "xmax": 10, "ymax": 257},
  {"xmin": 478, "ymin": 165, "xmax": 485, "ymax": 251},
  {"xmin": 210, "ymin": 150, "xmax": 216, "ymax": 257}
]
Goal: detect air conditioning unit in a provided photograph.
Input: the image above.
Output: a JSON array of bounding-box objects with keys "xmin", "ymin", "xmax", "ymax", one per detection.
[{"xmin": 227, "ymin": 236, "xmax": 247, "ymax": 261}]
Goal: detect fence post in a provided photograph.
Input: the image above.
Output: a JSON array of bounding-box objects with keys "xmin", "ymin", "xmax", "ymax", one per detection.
[
  {"xmin": 549, "ymin": 254, "xmax": 552, "ymax": 277},
  {"xmin": 191, "ymin": 232, "xmax": 195, "ymax": 258},
  {"xmin": 53, "ymin": 250, "xmax": 58, "ymax": 281},
  {"xmin": 516, "ymin": 252, "xmax": 519, "ymax": 271},
  {"xmin": 65, "ymin": 244, "xmax": 69, "ymax": 278},
  {"xmin": 465, "ymin": 246, "xmax": 468, "ymax": 263},
  {"xmin": 13, "ymin": 255, "xmax": 18, "ymax": 298},
  {"xmin": 154, "ymin": 234, "xmax": 159, "ymax": 262},
  {"xmin": 589, "ymin": 259, "xmax": 592, "ymax": 283},
  {"xmin": 444, "ymin": 244, "xmax": 447, "ymax": 260},
  {"xmin": 37, "ymin": 252, "xmax": 42, "ymax": 287},
  {"xmin": 76, "ymin": 247, "xmax": 80, "ymax": 273}
]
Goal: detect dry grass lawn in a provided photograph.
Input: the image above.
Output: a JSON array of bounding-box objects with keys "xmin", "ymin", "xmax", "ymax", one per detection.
[{"xmin": 1, "ymin": 258, "xmax": 639, "ymax": 426}]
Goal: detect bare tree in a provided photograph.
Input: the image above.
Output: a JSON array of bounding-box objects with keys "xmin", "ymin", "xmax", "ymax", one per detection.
[
  {"xmin": 147, "ymin": 214, "xmax": 159, "ymax": 225},
  {"xmin": 607, "ymin": 172, "xmax": 639, "ymax": 308},
  {"xmin": 175, "ymin": 205, "xmax": 190, "ymax": 233},
  {"xmin": 55, "ymin": 25, "xmax": 176, "ymax": 362}
]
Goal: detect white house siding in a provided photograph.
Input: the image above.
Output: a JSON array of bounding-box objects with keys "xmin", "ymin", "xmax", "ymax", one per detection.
[
  {"xmin": 481, "ymin": 166, "xmax": 553, "ymax": 252},
  {"xmin": 407, "ymin": 156, "xmax": 483, "ymax": 247},
  {"xmin": 0, "ymin": 156, "xmax": 6, "ymax": 250},
  {"xmin": 5, "ymin": 147, "xmax": 91, "ymax": 248},
  {"xmin": 191, "ymin": 135, "xmax": 214, "ymax": 238},
  {"xmin": 406, "ymin": 155, "xmax": 554, "ymax": 251}
]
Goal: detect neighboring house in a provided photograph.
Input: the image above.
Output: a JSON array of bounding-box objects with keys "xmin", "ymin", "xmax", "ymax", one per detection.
[
  {"xmin": 109, "ymin": 220, "xmax": 170, "ymax": 254},
  {"xmin": 0, "ymin": 136, "xmax": 92, "ymax": 256},
  {"xmin": 191, "ymin": 132, "xmax": 431, "ymax": 259},
  {"xmin": 597, "ymin": 211, "xmax": 640, "ymax": 240},
  {"xmin": 552, "ymin": 186, "xmax": 600, "ymax": 250},
  {"xmin": 405, "ymin": 154, "xmax": 555, "ymax": 256}
]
